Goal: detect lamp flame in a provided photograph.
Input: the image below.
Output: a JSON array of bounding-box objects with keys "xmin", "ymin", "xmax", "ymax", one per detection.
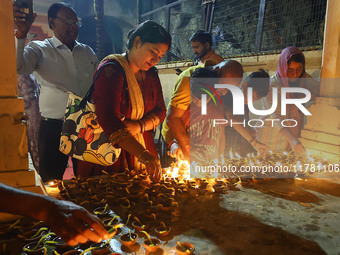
[
  {"xmin": 307, "ymin": 150, "xmax": 315, "ymax": 162},
  {"xmin": 229, "ymin": 150, "xmax": 233, "ymax": 159},
  {"xmin": 178, "ymin": 160, "xmax": 190, "ymax": 169}
]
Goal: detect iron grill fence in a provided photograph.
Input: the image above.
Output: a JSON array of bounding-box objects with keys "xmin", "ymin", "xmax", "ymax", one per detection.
[
  {"xmin": 261, "ymin": 0, "xmax": 326, "ymax": 51},
  {"xmin": 140, "ymin": 0, "xmax": 204, "ymax": 63},
  {"xmin": 213, "ymin": 0, "xmax": 326, "ymax": 57},
  {"xmin": 141, "ymin": 0, "xmax": 327, "ymax": 61}
]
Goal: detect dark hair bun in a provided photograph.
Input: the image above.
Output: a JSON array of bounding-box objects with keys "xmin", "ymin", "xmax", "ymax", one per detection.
[{"xmin": 126, "ymin": 20, "xmax": 172, "ymax": 50}]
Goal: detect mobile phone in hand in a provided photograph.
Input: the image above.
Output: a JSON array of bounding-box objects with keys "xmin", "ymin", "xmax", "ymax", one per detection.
[{"xmin": 16, "ymin": 0, "xmax": 34, "ymax": 21}]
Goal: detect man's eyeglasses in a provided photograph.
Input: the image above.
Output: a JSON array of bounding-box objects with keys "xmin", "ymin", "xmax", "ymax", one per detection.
[{"xmin": 55, "ymin": 17, "xmax": 82, "ymax": 27}]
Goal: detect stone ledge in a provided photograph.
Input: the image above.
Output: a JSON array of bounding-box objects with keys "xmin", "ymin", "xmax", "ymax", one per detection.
[
  {"xmin": 156, "ymin": 61, "xmax": 193, "ymax": 69},
  {"xmin": 300, "ymin": 138, "xmax": 340, "ymax": 159},
  {"xmin": 0, "ymin": 170, "xmax": 36, "ymax": 187},
  {"xmin": 301, "ymin": 130, "xmax": 340, "ymax": 145},
  {"xmin": 304, "ymin": 102, "xmax": 340, "ymax": 134},
  {"xmin": 156, "ymin": 50, "xmax": 322, "ymax": 75},
  {"xmin": 315, "ymin": 97, "xmax": 340, "ymax": 107},
  {"xmin": 301, "ymin": 146, "xmax": 339, "ymax": 162}
]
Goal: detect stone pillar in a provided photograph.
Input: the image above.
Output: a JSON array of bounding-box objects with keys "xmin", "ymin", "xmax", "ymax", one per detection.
[
  {"xmin": 300, "ymin": 0, "xmax": 340, "ymax": 162},
  {"xmin": 0, "ymin": 0, "xmax": 45, "ymax": 221},
  {"xmin": 0, "ymin": 0, "xmax": 17, "ymax": 97}
]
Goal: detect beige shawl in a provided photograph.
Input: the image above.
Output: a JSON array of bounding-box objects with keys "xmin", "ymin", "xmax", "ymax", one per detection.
[{"xmin": 101, "ymin": 54, "xmax": 146, "ymax": 168}]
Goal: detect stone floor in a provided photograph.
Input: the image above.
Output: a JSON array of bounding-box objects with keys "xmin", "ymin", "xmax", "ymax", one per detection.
[
  {"xmin": 154, "ymin": 177, "xmax": 340, "ymax": 255},
  {"xmin": 2, "ymin": 177, "xmax": 340, "ymax": 254},
  {"xmin": 220, "ymin": 178, "xmax": 340, "ymax": 255},
  {"xmin": 26, "ymin": 155, "xmax": 340, "ymax": 255},
  {"xmin": 44, "ymin": 176, "xmax": 340, "ymax": 255}
]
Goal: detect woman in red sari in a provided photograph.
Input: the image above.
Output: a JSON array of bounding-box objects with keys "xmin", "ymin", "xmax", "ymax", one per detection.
[{"xmin": 77, "ymin": 20, "xmax": 171, "ymax": 181}]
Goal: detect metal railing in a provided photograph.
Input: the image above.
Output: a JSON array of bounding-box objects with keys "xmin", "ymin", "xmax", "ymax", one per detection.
[
  {"xmin": 140, "ymin": 0, "xmax": 203, "ymax": 63},
  {"xmin": 140, "ymin": 0, "xmax": 327, "ymax": 61},
  {"xmin": 213, "ymin": 0, "xmax": 326, "ymax": 57}
]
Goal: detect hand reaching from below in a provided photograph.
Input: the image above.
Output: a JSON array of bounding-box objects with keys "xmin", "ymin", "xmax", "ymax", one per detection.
[{"xmin": 42, "ymin": 199, "xmax": 109, "ymax": 246}]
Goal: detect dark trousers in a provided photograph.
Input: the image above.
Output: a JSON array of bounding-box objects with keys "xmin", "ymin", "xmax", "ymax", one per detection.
[{"xmin": 38, "ymin": 118, "xmax": 69, "ymax": 182}]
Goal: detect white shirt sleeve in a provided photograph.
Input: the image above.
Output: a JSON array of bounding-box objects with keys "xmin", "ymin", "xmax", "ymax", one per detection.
[{"xmin": 16, "ymin": 37, "xmax": 42, "ymax": 74}]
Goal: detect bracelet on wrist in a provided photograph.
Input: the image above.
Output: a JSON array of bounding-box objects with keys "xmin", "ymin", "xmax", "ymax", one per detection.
[
  {"xmin": 15, "ymin": 31, "xmax": 27, "ymax": 39},
  {"xmin": 142, "ymin": 120, "xmax": 147, "ymax": 133},
  {"xmin": 168, "ymin": 140, "xmax": 177, "ymax": 149},
  {"xmin": 137, "ymin": 149, "xmax": 149, "ymax": 162},
  {"xmin": 138, "ymin": 120, "xmax": 143, "ymax": 133},
  {"xmin": 249, "ymin": 137, "xmax": 257, "ymax": 146},
  {"xmin": 139, "ymin": 119, "xmax": 146, "ymax": 133},
  {"xmin": 248, "ymin": 137, "xmax": 256, "ymax": 144},
  {"xmin": 251, "ymin": 140, "xmax": 257, "ymax": 146}
]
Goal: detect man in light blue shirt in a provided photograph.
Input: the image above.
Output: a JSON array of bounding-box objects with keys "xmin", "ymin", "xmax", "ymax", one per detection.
[{"xmin": 14, "ymin": 2, "xmax": 98, "ymax": 181}]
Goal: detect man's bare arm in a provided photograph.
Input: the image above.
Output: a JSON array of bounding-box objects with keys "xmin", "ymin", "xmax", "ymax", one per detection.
[{"xmin": 166, "ymin": 106, "xmax": 190, "ymax": 159}]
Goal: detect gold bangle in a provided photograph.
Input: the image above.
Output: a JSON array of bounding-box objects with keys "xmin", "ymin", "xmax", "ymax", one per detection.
[
  {"xmin": 139, "ymin": 119, "xmax": 146, "ymax": 133},
  {"xmin": 138, "ymin": 120, "xmax": 143, "ymax": 133},
  {"xmin": 137, "ymin": 149, "xmax": 149, "ymax": 162},
  {"xmin": 143, "ymin": 120, "xmax": 147, "ymax": 132},
  {"xmin": 15, "ymin": 30, "xmax": 27, "ymax": 39},
  {"xmin": 109, "ymin": 129, "xmax": 130, "ymax": 145},
  {"xmin": 248, "ymin": 137, "xmax": 256, "ymax": 144}
]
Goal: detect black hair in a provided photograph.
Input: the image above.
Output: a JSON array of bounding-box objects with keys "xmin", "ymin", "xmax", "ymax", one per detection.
[
  {"xmin": 288, "ymin": 53, "xmax": 305, "ymax": 66},
  {"xmin": 189, "ymin": 30, "xmax": 213, "ymax": 47},
  {"xmin": 244, "ymin": 69, "xmax": 270, "ymax": 98},
  {"xmin": 48, "ymin": 2, "xmax": 74, "ymax": 29},
  {"xmin": 190, "ymin": 68, "xmax": 218, "ymax": 97},
  {"xmin": 126, "ymin": 20, "xmax": 172, "ymax": 50}
]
